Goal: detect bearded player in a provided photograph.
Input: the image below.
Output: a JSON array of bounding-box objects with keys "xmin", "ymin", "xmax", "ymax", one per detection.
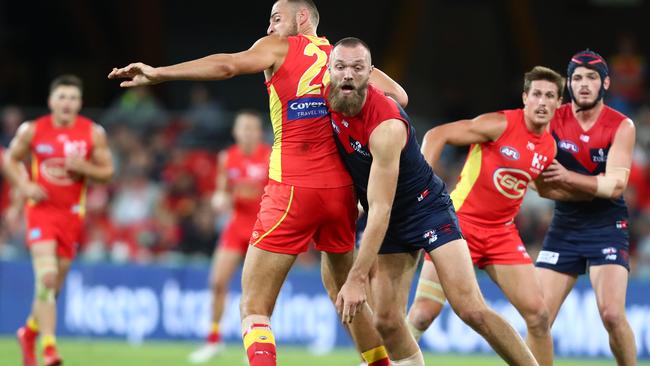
[
  {"xmin": 405, "ymin": 66, "xmax": 564, "ymax": 366},
  {"xmin": 535, "ymin": 50, "xmax": 637, "ymax": 365},
  {"xmin": 189, "ymin": 110, "xmax": 271, "ymax": 363},
  {"xmin": 328, "ymin": 37, "xmax": 538, "ymax": 366},
  {"xmin": 5, "ymin": 75, "xmax": 114, "ymax": 366},
  {"xmin": 109, "ymin": 1, "xmax": 406, "ymax": 365}
]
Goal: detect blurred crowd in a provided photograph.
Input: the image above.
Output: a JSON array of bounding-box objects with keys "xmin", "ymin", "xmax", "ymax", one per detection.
[{"xmin": 0, "ymin": 40, "xmax": 649, "ymax": 277}]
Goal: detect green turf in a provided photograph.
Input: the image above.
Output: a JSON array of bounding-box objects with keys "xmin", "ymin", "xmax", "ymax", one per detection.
[{"xmin": 1, "ymin": 337, "xmax": 647, "ymax": 365}]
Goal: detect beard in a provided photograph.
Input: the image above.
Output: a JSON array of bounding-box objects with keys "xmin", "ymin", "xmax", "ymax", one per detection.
[
  {"xmin": 286, "ymin": 19, "xmax": 299, "ymax": 36},
  {"xmin": 574, "ymin": 97, "xmax": 600, "ymax": 112},
  {"xmin": 328, "ymin": 78, "xmax": 369, "ymax": 116}
]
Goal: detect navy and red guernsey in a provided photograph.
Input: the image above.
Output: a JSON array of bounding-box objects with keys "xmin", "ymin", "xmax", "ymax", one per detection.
[
  {"xmin": 550, "ymin": 103, "xmax": 629, "ymax": 230},
  {"xmin": 327, "ymin": 85, "xmax": 462, "ymax": 253},
  {"xmin": 329, "ymin": 85, "xmax": 445, "ymax": 218}
]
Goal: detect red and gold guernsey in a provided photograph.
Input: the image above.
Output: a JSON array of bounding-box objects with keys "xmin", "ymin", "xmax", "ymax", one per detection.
[
  {"xmin": 224, "ymin": 143, "xmax": 271, "ymax": 217},
  {"xmin": 28, "ymin": 114, "xmax": 94, "ymax": 217},
  {"xmin": 451, "ymin": 109, "xmax": 556, "ymax": 226},
  {"xmin": 264, "ymin": 34, "xmax": 352, "ymax": 188}
]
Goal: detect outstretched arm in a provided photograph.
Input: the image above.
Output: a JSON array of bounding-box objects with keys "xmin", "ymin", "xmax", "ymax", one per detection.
[
  {"xmin": 108, "ymin": 35, "xmax": 288, "ymax": 87},
  {"xmin": 421, "ymin": 112, "xmax": 506, "ymax": 171},
  {"xmin": 369, "ymin": 68, "xmax": 409, "ymax": 108},
  {"xmin": 336, "ymin": 118, "xmax": 406, "ymax": 323},
  {"xmin": 541, "ymin": 119, "xmax": 635, "ymax": 199}
]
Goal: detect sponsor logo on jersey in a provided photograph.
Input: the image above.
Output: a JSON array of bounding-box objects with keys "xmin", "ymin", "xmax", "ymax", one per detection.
[
  {"xmin": 500, "ymin": 146, "xmax": 520, "ymax": 161},
  {"xmin": 423, "ymin": 229, "xmax": 437, "ymax": 244},
  {"xmin": 348, "ymin": 137, "xmax": 370, "ymax": 157},
  {"xmin": 35, "ymin": 144, "xmax": 55, "ymax": 154},
  {"xmin": 558, "ymin": 140, "xmax": 579, "ymax": 153},
  {"xmin": 537, "ymin": 250, "xmax": 559, "ymax": 265},
  {"xmin": 29, "ymin": 228, "xmax": 42, "ymax": 240},
  {"xmin": 526, "ymin": 141, "xmax": 535, "ymax": 151},
  {"xmin": 492, "ymin": 168, "xmax": 531, "ymax": 199},
  {"xmin": 40, "ymin": 157, "xmax": 76, "ymax": 185},
  {"xmin": 531, "ymin": 152, "xmax": 549, "ymax": 173},
  {"xmin": 580, "ymin": 134, "xmax": 590, "ymax": 142},
  {"xmin": 287, "ymin": 97, "xmax": 328, "ymax": 121},
  {"xmin": 591, "ymin": 147, "xmax": 607, "ymax": 163},
  {"xmin": 331, "ymin": 120, "xmax": 340, "ymax": 134},
  {"xmin": 602, "ymin": 247, "xmax": 617, "ymax": 255}
]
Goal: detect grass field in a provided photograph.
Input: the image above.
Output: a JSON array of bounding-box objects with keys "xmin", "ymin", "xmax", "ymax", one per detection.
[{"xmin": 2, "ymin": 337, "xmax": 648, "ymax": 365}]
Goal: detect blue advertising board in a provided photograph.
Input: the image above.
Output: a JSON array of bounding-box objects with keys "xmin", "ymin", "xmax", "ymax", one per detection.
[{"xmin": 1, "ymin": 260, "xmax": 649, "ymax": 359}]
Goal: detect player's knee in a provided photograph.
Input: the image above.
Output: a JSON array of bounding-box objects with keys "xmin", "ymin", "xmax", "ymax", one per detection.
[
  {"xmin": 600, "ymin": 306, "xmax": 626, "ymax": 331},
  {"xmin": 41, "ymin": 272, "xmax": 57, "ymax": 290},
  {"xmin": 455, "ymin": 303, "xmax": 489, "ymax": 330},
  {"xmin": 239, "ymin": 295, "xmax": 272, "ymax": 320},
  {"xmin": 210, "ymin": 279, "xmax": 228, "ymax": 296},
  {"xmin": 373, "ymin": 311, "xmax": 402, "ymax": 338},
  {"xmin": 409, "ymin": 300, "xmax": 441, "ymax": 330},
  {"xmin": 523, "ymin": 304, "xmax": 550, "ymax": 336}
]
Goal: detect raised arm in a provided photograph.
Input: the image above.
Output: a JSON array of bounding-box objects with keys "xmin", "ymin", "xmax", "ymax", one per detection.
[
  {"xmin": 369, "ymin": 68, "xmax": 408, "ymax": 108},
  {"xmin": 2, "ymin": 122, "xmax": 47, "ymax": 202},
  {"xmin": 108, "ymin": 35, "xmax": 288, "ymax": 87},
  {"xmin": 336, "ymin": 118, "xmax": 406, "ymax": 323},
  {"xmin": 542, "ymin": 119, "xmax": 635, "ymax": 199},
  {"xmin": 421, "ymin": 112, "xmax": 506, "ymax": 170}
]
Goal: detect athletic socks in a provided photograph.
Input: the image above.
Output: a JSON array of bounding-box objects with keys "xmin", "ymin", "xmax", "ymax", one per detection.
[
  {"xmin": 243, "ymin": 323, "xmax": 276, "ymax": 366},
  {"xmin": 207, "ymin": 322, "xmax": 221, "ymax": 344},
  {"xmin": 362, "ymin": 345, "xmax": 390, "ymax": 366}
]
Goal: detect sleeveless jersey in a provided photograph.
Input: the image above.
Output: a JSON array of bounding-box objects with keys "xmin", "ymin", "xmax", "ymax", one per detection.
[
  {"xmin": 550, "ymin": 103, "xmax": 629, "ymax": 229},
  {"xmin": 223, "ymin": 143, "xmax": 271, "ymax": 216},
  {"xmin": 329, "ymin": 85, "xmax": 447, "ymax": 221},
  {"xmin": 264, "ymin": 34, "xmax": 351, "ymax": 188},
  {"xmin": 451, "ymin": 109, "xmax": 556, "ymax": 226},
  {"xmin": 29, "ymin": 114, "xmax": 94, "ymax": 216}
]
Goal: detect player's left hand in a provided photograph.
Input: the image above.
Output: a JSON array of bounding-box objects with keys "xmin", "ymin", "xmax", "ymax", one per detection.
[
  {"xmin": 108, "ymin": 62, "xmax": 161, "ymax": 87},
  {"xmin": 542, "ymin": 159, "xmax": 572, "ymax": 184},
  {"xmin": 335, "ymin": 278, "xmax": 366, "ymax": 324}
]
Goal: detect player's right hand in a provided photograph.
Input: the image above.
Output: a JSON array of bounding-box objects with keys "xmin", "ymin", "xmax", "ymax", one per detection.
[
  {"xmin": 20, "ymin": 182, "xmax": 47, "ymax": 202},
  {"xmin": 108, "ymin": 62, "xmax": 160, "ymax": 87}
]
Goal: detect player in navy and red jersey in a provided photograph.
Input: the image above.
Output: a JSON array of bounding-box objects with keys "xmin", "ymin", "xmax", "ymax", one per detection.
[
  {"xmin": 188, "ymin": 110, "xmax": 270, "ymax": 363},
  {"xmin": 109, "ymin": 2, "xmax": 406, "ymax": 365},
  {"xmin": 535, "ymin": 50, "xmax": 637, "ymax": 364},
  {"xmin": 327, "ymin": 37, "xmax": 537, "ymax": 366},
  {"xmin": 404, "ymin": 66, "xmax": 563, "ymax": 366},
  {"xmin": 3, "ymin": 75, "xmax": 114, "ymax": 366}
]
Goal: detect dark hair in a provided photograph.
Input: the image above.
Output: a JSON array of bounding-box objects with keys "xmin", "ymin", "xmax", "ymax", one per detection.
[
  {"xmin": 333, "ymin": 37, "xmax": 372, "ymax": 64},
  {"xmin": 235, "ymin": 109, "xmax": 263, "ymax": 122},
  {"xmin": 523, "ymin": 66, "xmax": 564, "ymax": 99},
  {"xmin": 49, "ymin": 74, "xmax": 83, "ymax": 94},
  {"xmin": 284, "ymin": 0, "xmax": 319, "ymax": 27}
]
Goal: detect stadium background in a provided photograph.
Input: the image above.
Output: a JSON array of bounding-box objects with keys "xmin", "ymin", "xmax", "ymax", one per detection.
[{"xmin": 1, "ymin": 0, "xmax": 650, "ymax": 364}]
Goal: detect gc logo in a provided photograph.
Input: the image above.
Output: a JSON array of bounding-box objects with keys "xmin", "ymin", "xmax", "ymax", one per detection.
[{"xmin": 492, "ymin": 168, "xmax": 531, "ymax": 199}]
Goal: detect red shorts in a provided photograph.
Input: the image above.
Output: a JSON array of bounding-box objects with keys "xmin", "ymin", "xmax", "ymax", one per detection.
[
  {"xmin": 425, "ymin": 219, "xmax": 531, "ymax": 269},
  {"xmin": 26, "ymin": 207, "xmax": 83, "ymax": 260},
  {"xmin": 250, "ymin": 180, "xmax": 356, "ymax": 255},
  {"xmin": 218, "ymin": 214, "xmax": 256, "ymax": 255}
]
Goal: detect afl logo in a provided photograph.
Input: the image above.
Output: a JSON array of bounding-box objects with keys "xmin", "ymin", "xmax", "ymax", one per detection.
[
  {"xmin": 493, "ymin": 168, "xmax": 531, "ymax": 199},
  {"xmin": 40, "ymin": 158, "xmax": 76, "ymax": 186},
  {"xmin": 500, "ymin": 146, "xmax": 520, "ymax": 160},
  {"xmin": 558, "ymin": 140, "xmax": 579, "ymax": 154}
]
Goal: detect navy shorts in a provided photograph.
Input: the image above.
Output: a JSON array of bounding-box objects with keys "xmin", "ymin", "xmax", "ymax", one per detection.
[
  {"xmin": 536, "ymin": 225, "xmax": 630, "ymax": 275},
  {"xmin": 378, "ymin": 198, "xmax": 463, "ymax": 254}
]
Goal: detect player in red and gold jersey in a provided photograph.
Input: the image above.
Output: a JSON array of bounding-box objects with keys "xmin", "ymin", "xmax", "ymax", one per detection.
[
  {"xmin": 188, "ymin": 110, "xmax": 270, "ymax": 363},
  {"xmin": 109, "ymin": 1, "xmax": 405, "ymax": 365},
  {"xmin": 405, "ymin": 67, "xmax": 563, "ymax": 366},
  {"xmin": 4, "ymin": 75, "xmax": 114, "ymax": 366}
]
